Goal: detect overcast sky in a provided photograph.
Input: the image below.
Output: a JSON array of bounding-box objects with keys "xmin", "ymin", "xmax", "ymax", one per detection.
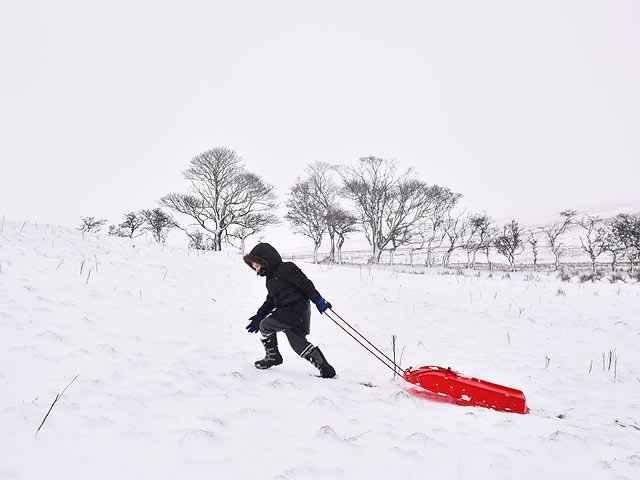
[{"xmin": 1, "ymin": 1, "xmax": 639, "ymax": 246}]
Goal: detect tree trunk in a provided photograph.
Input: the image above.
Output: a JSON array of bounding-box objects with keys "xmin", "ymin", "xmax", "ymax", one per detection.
[
  {"xmin": 425, "ymin": 248, "xmax": 433, "ymax": 268},
  {"xmin": 372, "ymin": 242, "xmax": 383, "ymax": 264},
  {"xmin": 371, "ymin": 243, "xmax": 379, "ymax": 264},
  {"xmin": 328, "ymin": 231, "xmax": 336, "ymax": 263},
  {"xmin": 337, "ymin": 236, "xmax": 345, "ymax": 265}
]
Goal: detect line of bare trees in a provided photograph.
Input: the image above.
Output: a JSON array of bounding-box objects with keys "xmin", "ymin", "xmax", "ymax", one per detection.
[
  {"xmin": 78, "ymin": 146, "xmax": 640, "ymax": 273},
  {"xmin": 79, "ymin": 209, "xmax": 178, "ymax": 244},
  {"xmin": 405, "ymin": 209, "xmax": 639, "ymax": 274},
  {"xmin": 283, "ymin": 156, "xmax": 639, "ymax": 273},
  {"xmin": 287, "ymin": 157, "xmax": 463, "ymax": 265}
]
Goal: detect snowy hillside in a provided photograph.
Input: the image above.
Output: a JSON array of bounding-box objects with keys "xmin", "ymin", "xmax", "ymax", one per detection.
[{"xmin": 1, "ymin": 221, "xmax": 639, "ymax": 479}]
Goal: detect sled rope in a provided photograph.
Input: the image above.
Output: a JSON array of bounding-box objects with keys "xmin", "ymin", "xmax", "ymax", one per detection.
[{"xmin": 324, "ymin": 309, "xmax": 403, "ymax": 377}]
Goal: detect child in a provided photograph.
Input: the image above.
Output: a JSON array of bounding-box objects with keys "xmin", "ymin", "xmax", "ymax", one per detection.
[{"xmin": 243, "ymin": 243, "xmax": 336, "ymax": 378}]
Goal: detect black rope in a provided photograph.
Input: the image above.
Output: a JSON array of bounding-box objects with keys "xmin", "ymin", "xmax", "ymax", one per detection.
[{"xmin": 325, "ymin": 309, "xmax": 404, "ymax": 376}]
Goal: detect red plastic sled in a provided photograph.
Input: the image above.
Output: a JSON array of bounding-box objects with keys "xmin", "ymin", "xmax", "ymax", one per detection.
[{"xmin": 403, "ymin": 366, "xmax": 529, "ymax": 414}]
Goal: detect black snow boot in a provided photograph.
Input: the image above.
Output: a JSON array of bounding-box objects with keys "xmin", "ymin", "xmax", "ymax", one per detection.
[
  {"xmin": 302, "ymin": 345, "xmax": 336, "ymax": 378},
  {"xmin": 255, "ymin": 334, "xmax": 283, "ymax": 370}
]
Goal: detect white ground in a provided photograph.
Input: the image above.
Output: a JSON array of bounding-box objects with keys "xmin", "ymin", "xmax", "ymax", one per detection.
[{"xmin": 1, "ymin": 221, "xmax": 639, "ymax": 479}]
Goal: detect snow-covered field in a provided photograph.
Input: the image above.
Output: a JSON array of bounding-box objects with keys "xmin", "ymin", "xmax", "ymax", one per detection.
[{"xmin": 1, "ymin": 221, "xmax": 639, "ymax": 479}]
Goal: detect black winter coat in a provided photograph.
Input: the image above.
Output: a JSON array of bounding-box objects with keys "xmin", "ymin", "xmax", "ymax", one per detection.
[{"xmin": 243, "ymin": 243, "xmax": 322, "ymax": 322}]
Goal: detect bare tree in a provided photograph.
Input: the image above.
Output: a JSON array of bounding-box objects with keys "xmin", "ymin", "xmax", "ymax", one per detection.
[
  {"xmin": 285, "ymin": 179, "xmax": 326, "ymax": 263},
  {"xmin": 602, "ymin": 222, "xmax": 625, "ymax": 272},
  {"xmin": 611, "ymin": 214, "xmax": 640, "ymax": 273},
  {"xmin": 340, "ymin": 157, "xmax": 401, "ymax": 262},
  {"xmin": 109, "ymin": 212, "xmax": 146, "ymax": 238},
  {"xmin": 541, "ymin": 209, "xmax": 576, "ymax": 271},
  {"xmin": 417, "ymin": 186, "xmax": 462, "ymax": 268},
  {"xmin": 528, "ymin": 231, "xmax": 540, "ymax": 271},
  {"xmin": 385, "ymin": 179, "xmax": 437, "ymax": 265},
  {"xmin": 78, "ymin": 216, "xmax": 107, "ymax": 234},
  {"xmin": 141, "ymin": 208, "xmax": 177, "ymax": 244},
  {"xmin": 441, "ymin": 210, "xmax": 467, "ymax": 268},
  {"xmin": 475, "ymin": 214, "xmax": 496, "ymax": 270},
  {"xmin": 304, "ymin": 162, "xmax": 342, "ymax": 261},
  {"xmin": 340, "ymin": 157, "xmax": 434, "ymax": 263},
  {"xmin": 494, "ymin": 220, "xmax": 525, "ymax": 272},
  {"xmin": 578, "ymin": 215, "xmax": 608, "ymax": 273},
  {"xmin": 160, "ymin": 147, "xmax": 277, "ymax": 251},
  {"xmin": 332, "ymin": 208, "xmax": 358, "ymax": 264},
  {"xmin": 388, "ymin": 224, "xmax": 411, "ymax": 266},
  {"xmin": 460, "ymin": 213, "xmax": 495, "ymax": 269}
]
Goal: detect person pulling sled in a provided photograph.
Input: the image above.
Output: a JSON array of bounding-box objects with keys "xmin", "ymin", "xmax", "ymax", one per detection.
[{"xmin": 243, "ymin": 243, "xmax": 336, "ymax": 378}]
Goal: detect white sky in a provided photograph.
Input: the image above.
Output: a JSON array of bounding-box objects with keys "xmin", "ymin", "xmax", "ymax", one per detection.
[{"xmin": 1, "ymin": 1, "xmax": 639, "ymax": 244}]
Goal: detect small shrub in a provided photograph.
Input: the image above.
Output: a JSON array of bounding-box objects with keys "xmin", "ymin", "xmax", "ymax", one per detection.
[
  {"xmin": 108, "ymin": 212, "xmax": 146, "ymax": 238},
  {"xmin": 579, "ymin": 271, "xmax": 603, "ymax": 283},
  {"xmin": 78, "ymin": 216, "xmax": 107, "ymax": 234},
  {"xmin": 556, "ymin": 288, "xmax": 566, "ymax": 296},
  {"xmin": 609, "ymin": 272, "xmax": 625, "ymax": 284},
  {"xmin": 559, "ymin": 271, "xmax": 571, "ymax": 282},
  {"xmin": 187, "ymin": 231, "xmax": 216, "ymax": 251}
]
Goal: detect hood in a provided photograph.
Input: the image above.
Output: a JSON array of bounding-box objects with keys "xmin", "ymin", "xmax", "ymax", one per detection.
[{"xmin": 243, "ymin": 243, "xmax": 282, "ymax": 277}]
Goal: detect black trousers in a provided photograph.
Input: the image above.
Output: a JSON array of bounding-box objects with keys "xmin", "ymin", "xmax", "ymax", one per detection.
[{"xmin": 259, "ymin": 303, "xmax": 312, "ymax": 356}]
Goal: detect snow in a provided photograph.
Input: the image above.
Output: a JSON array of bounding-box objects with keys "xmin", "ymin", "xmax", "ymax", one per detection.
[{"xmin": 1, "ymin": 221, "xmax": 639, "ymax": 479}]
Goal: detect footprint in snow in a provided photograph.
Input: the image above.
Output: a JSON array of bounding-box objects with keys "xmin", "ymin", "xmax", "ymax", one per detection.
[
  {"xmin": 308, "ymin": 396, "xmax": 338, "ymax": 409},
  {"xmin": 199, "ymin": 416, "xmax": 227, "ymax": 427},
  {"xmin": 316, "ymin": 425, "xmax": 340, "ymax": 440},
  {"xmin": 267, "ymin": 378, "xmax": 299, "ymax": 390},
  {"xmin": 390, "ymin": 390, "xmax": 410, "ymax": 401},
  {"xmin": 36, "ymin": 331, "xmax": 64, "ymax": 342}
]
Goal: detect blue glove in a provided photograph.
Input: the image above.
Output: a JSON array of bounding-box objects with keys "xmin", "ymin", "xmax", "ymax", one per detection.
[
  {"xmin": 246, "ymin": 314, "xmax": 264, "ymax": 333},
  {"xmin": 315, "ymin": 297, "xmax": 332, "ymax": 313}
]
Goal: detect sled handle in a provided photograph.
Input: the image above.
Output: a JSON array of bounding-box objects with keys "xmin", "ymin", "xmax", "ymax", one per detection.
[{"xmin": 324, "ymin": 309, "xmax": 404, "ymax": 377}]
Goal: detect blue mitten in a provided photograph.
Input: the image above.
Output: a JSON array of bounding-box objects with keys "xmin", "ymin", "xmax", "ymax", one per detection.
[
  {"xmin": 246, "ymin": 314, "xmax": 264, "ymax": 333},
  {"xmin": 315, "ymin": 297, "xmax": 332, "ymax": 314}
]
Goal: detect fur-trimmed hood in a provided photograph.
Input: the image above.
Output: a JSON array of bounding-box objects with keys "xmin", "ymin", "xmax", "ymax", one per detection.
[{"xmin": 243, "ymin": 243, "xmax": 282, "ymax": 277}]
